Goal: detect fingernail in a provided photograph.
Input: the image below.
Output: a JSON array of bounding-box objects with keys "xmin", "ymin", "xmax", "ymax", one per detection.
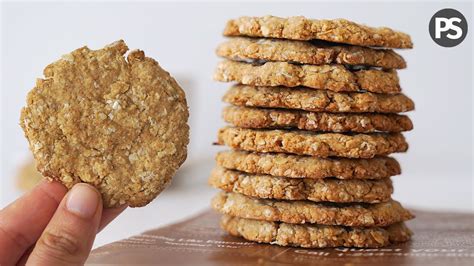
[{"xmin": 66, "ymin": 183, "xmax": 100, "ymax": 218}]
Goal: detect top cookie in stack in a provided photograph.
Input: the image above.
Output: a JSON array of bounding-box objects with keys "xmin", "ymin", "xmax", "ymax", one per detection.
[{"xmin": 210, "ymin": 15, "xmax": 414, "ymax": 248}]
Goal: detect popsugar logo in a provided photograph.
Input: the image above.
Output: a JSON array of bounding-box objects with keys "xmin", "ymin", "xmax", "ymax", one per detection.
[{"xmin": 429, "ymin": 8, "xmax": 468, "ymax": 47}]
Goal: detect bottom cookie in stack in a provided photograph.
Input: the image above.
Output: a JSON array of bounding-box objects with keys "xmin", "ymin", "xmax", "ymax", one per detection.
[
  {"xmin": 221, "ymin": 215, "xmax": 412, "ymax": 248},
  {"xmin": 211, "ymin": 192, "xmax": 413, "ymax": 248}
]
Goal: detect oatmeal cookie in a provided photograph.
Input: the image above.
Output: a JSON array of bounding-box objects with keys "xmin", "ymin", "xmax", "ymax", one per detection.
[
  {"xmin": 216, "ymin": 37, "xmax": 407, "ymax": 68},
  {"xmin": 209, "ymin": 167, "xmax": 393, "ymax": 203},
  {"xmin": 216, "ymin": 150, "xmax": 400, "ymax": 180},
  {"xmin": 223, "ymin": 16, "xmax": 412, "ymax": 48},
  {"xmin": 212, "ymin": 192, "xmax": 414, "ymax": 227},
  {"xmin": 217, "ymin": 127, "xmax": 408, "ymax": 158},
  {"xmin": 223, "ymin": 106, "xmax": 413, "ymax": 133},
  {"xmin": 223, "ymin": 85, "xmax": 414, "ymax": 113},
  {"xmin": 215, "ymin": 60, "xmax": 401, "ymax": 94},
  {"xmin": 221, "ymin": 215, "xmax": 412, "ymax": 248},
  {"xmin": 20, "ymin": 40, "xmax": 190, "ymax": 207}
]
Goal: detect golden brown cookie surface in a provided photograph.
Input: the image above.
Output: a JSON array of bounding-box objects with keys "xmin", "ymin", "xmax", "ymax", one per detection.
[
  {"xmin": 212, "ymin": 192, "xmax": 414, "ymax": 227},
  {"xmin": 223, "ymin": 85, "xmax": 414, "ymax": 113},
  {"xmin": 215, "ymin": 60, "xmax": 401, "ymax": 94},
  {"xmin": 216, "ymin": 150, "xmax": 401, "ymax": 180},
  {"xmin": 20, "ymin": 40, "xmax": 189, "ymax": 207},
  {"xmin": 223, "ymin": 106, "xmax": 413, "ymax": 133},
  {"xmin": 209, "ymin": 167, "xmax": 393, "ymax": 203},
  {"xmin": 217, "ymin": 127, "xmax": 408, "ymax": 158},
  {"xmin": 216, "ymin": 37, "xmax": 407, "ymax": 68},
  {"xmin": 221, "ymin": 215, "xmax": 412, "ymax": 248},
  {"xmin": 224, "ymin": 16, "xmax": 413, "ymax": 48}
]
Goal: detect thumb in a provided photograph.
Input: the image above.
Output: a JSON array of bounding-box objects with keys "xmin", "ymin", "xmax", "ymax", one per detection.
[{"xmin": 27, "ymin": 183, "xmax": 103, "ymax": 265}]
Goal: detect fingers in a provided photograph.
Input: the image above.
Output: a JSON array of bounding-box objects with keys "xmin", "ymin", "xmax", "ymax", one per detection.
[
  {"xmin": 27, "ymin": 183, "xmax": 103, "ymax": 265},
  {"xmin": 99, "ymin": 205, "xmax": 127, "ymax": 232},
  {"xmin": 16, "ymin": 246, "xmax": 34, "ymax": 266},
  {"xmin": 0, "ymin": 180, "xmax": 125, "ymax": 265},
  {"xmin": 0, "ymin": 180, "xmax": 67, "ymax": 265}
]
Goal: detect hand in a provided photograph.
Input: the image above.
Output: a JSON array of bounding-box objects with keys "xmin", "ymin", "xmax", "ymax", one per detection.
[{"xmin": 0, "ymin": 180, "xmax": 127, "ymax": 265}]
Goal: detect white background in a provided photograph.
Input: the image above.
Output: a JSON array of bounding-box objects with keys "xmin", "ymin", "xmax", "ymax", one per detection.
[{"xmin": 1, "ymin": 1, "xmax": 472, "ymax": 248}]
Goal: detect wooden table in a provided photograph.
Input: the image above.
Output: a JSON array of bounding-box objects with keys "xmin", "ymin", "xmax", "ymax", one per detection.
[{"xmin": 88, "ymin": 209, "xmax": 474, "ymax": 265}]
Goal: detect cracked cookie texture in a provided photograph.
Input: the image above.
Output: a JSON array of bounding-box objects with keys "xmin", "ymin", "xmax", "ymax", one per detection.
[
  {"xmin": 223, "ymin": 85, "xmax": 414, "ymax": 113},
  {"xmin": 212, "ymin": 192, "xmax": 414, "ymax": 227},
  {"xmin": 221, "ymin": 215, "xmax": 412, "ymax": 248},
  {"xmin": 20, "ymin": 40, "xmax": 189, "ymax": 207},
  {"xmin": 217, "ymin": 127, "xmax": 408, "ymax": 158},
  {"xmin": 216, "ymin": 37, "xmax": 407, "ymax": 69},
  {"xmin": 215, "ymin": 60, "xmax": 401, "ymax": 94},
  {"xmin": 223, "ymin": 16, "xmax": 413, "ymax": 48},
  {"xmin": 216, "ymin": 150, "xmax": 401, "ymax": 180},
  {"xmin": 209, "ymin": 167, "xmax": 393, "ymax": 203},
  {"xmin": 223, "ymin": 106, "xmax": 413, "ymax": 133}
]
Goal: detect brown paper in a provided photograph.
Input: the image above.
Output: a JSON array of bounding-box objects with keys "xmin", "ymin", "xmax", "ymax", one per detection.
[{"xmin": 88, "ymin": 209, "xmax": 474, "ymax": 265}]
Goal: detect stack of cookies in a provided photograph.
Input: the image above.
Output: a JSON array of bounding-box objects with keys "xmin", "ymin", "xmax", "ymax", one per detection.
[{"xmin": 210, "ymin": 16, "xmax": 415, "ymax": 248}]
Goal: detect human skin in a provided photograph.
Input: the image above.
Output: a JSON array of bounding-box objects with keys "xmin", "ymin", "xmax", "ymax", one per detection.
[{"xmin": 0, "ymin": 180, "xmax": 126, "ymax": 265}]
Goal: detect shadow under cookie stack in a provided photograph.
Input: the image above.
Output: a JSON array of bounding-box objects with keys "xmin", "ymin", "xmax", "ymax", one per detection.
[{"xmin": 210, "ymin": 16, "xmax": 415, "ymax": 248}]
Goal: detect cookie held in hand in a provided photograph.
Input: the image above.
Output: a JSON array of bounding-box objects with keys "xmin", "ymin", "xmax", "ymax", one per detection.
[{"xmin": 21, "ymin": 40, "xmax": 189, "ymax": 207}]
